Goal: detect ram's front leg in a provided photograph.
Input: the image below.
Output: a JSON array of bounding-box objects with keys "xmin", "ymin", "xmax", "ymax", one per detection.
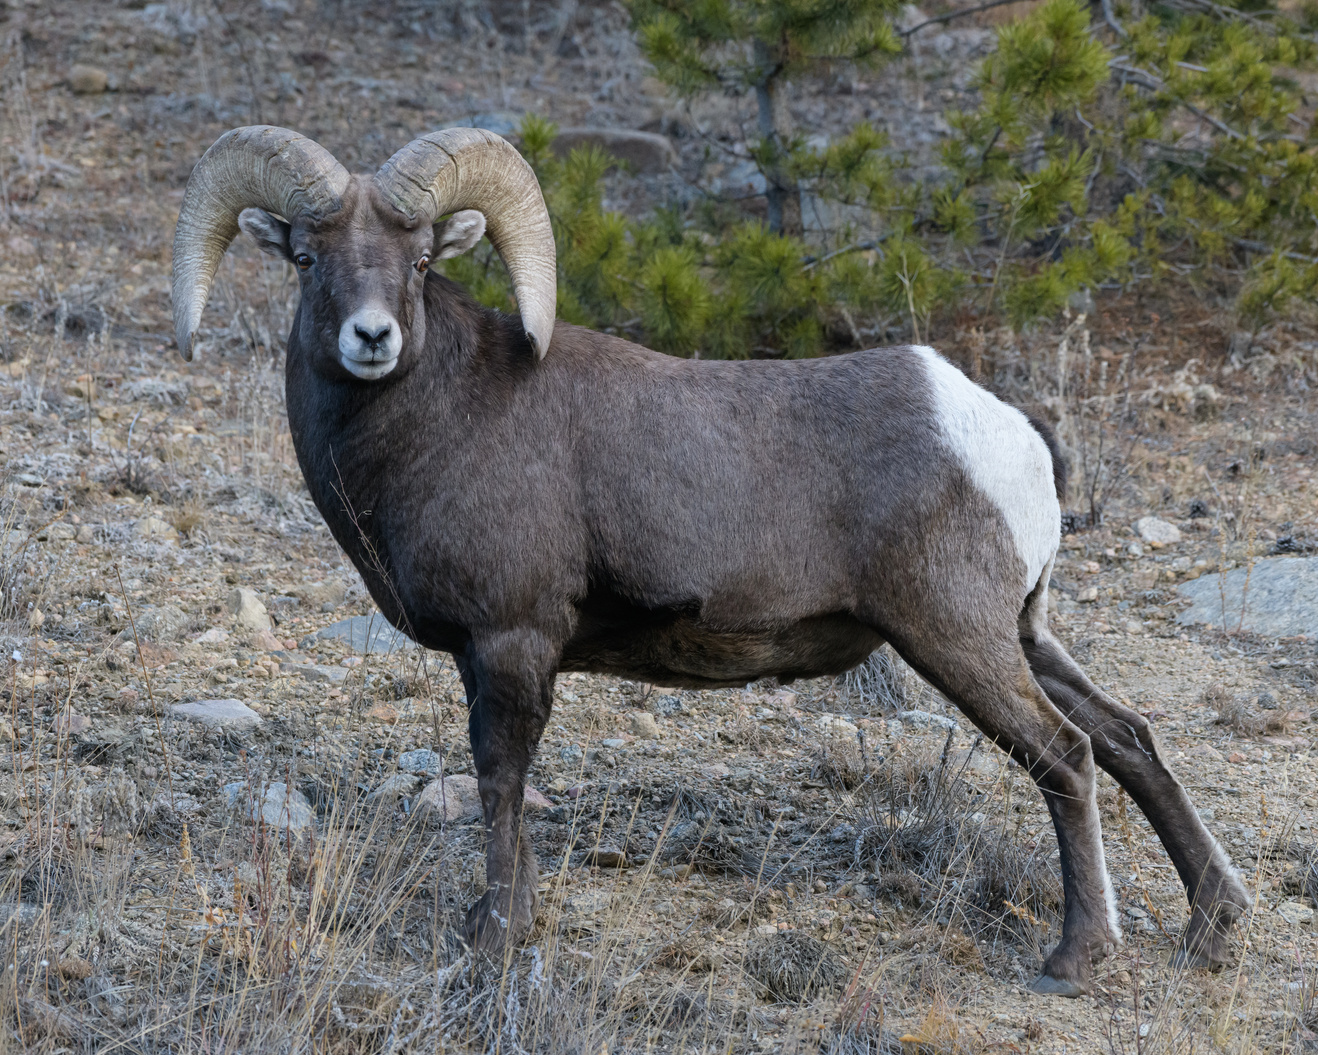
[{"xmin": 458, "ymin": 632, "xmax": 555, "ymax": 955}]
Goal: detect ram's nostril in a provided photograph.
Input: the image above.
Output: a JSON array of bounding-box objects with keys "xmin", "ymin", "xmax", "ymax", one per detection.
[{"xmin": 355, "ymin": 321, "xmax": 391, "ymax": 343}]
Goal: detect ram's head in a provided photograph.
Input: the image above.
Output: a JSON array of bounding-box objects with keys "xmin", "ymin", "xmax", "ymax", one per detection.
[{"xmin": 170, "ymin": 126, "xmax": 557, "ymax": 379}]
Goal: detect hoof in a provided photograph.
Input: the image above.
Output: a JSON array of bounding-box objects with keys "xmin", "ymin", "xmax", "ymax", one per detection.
[
  {"xmin": 461, "ymin": 884, "xmax": 535, "ymax": 955},
  {"xmin": 1028, "ymin": 973, "xmax": 1089, "ymax": 998},
  {"xmin": 1171, "ymin": 947, "xmax": 1223, "ymax": 971}
]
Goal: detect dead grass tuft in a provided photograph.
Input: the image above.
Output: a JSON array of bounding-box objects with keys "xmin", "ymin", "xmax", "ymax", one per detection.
[{"xmin": 744, "ymin": 931, "xmax": 847, "ymax": 1002}]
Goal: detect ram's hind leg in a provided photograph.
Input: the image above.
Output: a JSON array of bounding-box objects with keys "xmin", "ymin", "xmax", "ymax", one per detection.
[
  {"xmin": 889, "ymin": 629, "xmax": 1119, "ymax": 997},
  {"xmin": 1019, "ymin": 612, "xmax": 1249, "ymax": 970},
  {"xmin": 457, "ymin": 631, "xmax": 555, "ymax": 956}
]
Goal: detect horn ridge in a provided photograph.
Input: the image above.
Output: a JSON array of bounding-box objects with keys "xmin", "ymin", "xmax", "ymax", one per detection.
[
  {"xmin": 171, "ymin": 125, "xmax": 348, "ymax": 360},
  {"xmin": 374, "ymin": 127, "xmax": 556, "ymax": 359}
]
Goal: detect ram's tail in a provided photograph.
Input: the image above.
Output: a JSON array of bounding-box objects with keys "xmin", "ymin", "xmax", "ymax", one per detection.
[{"xmin": 1024, "ymin": 413, "xmax": 1067, "ymax": 501}]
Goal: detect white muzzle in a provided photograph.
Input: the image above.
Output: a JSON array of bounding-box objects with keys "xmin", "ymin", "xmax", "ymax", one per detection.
[{"xmin": 338, "ymin": 307, "xmax": 402, "ymax": 380}]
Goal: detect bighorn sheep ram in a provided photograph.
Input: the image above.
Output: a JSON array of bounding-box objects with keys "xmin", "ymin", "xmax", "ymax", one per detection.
[{"xmin": 171, "ymin": 125, "xmax": 1247, "ymax": 995}]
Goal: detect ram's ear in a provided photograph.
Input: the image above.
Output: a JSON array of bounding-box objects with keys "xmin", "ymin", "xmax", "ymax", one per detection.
[
  {"xmin": 238, "ymin": 207, "xmax": 294, "ymax": 261},
  {"xmin": 434, "ymin": 209, "xmax": 486, "ymax": 259}
]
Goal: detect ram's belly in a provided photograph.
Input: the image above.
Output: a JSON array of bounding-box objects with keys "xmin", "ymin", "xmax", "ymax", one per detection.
[{"xmin": 559, "ymin": 609, "xmax": 882, "ymax": 688}]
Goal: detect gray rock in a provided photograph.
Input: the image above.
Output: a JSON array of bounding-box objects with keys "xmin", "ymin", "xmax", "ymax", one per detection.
[
  {"xmin": 650, "ymin": 694, "xmax": 684, "ymax": 717},
  {"xmin": 366, "ymin": 773, "xmax": 421, "ymax": 804},
  {"xmin": 1278, "ymin": 901, "xmax": 1315, "ymax": 926},
  {"xmin": 1176, "ymin": 557, "xmax": 1318, "ymax": 638},
  {"xmin": 416, "ymin": 774, "xmax": 483, "ymax": 823},
  {"xmin": 398, "ymin": 748, "xmax": 444, "ymax": 776},
  {"xmin": 1134, "ymin": 516, "xmax": 1181, "ymax": 545},
  {"xmin": 304, "ymin": 615, "xmax": 415, "ymax": 654},
  {"xmin": 68, "ymin": 64, "xmax": 109, "ymax": 94},
  {"xmin": 227, "ymin": 587, "xmax": 271, "ymax": 631},
  {"xmin": 223, "ymin": 781, "xmax": 315, "ymax": 832},
  {"xmin": 37, "ymin": 523, "xmax": 76, "ymax": 542},
  {"xmin": 629, "ymin": 711, "xmax": 660, "ymax": 738},
  {"xmin": 132, "ymin": 604, "xmax": 190, "ymax": 643},
  {"xmin": 171, "ymin": 698, "xmax": 263, "ymax": 732},
  {"xmin": 898, "ymin": 709, "xmax": 959, "ymax": 732},
  {"xmin": 292, "ymin": 663, "xmax": 348, "ymax": 685},
  {"xmin": 134, "ymin": 516, "xmax": 179, "ymax": 542},
  {"xmin": 441, "ymin": 111, "xmax": 522, "ymax": 136},
  {"xmin": 817, "ymin": 714, "xmax": 858, "ymax": 739},
  {"xmin": 551, "ymin": 128, "xmax": 677, "ymax": 174}
]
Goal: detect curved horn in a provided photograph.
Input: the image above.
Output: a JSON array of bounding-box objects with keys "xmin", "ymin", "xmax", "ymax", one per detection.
[
  {"xmin": 171, "ymin": 125, "xmax": 349, "ymax": 361},
  {"xmin": 374, "ymin": 128, "xmax": 556, "ymax": 359}
]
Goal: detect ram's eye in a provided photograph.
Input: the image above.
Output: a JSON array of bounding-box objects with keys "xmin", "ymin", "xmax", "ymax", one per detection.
[
  {"xmin": 416, "ymin": 254, "xmax": 430, "ymax": 274},
  {"xmin": 294, "ymin": 253, "xmax": 313, "ymax": 271}
]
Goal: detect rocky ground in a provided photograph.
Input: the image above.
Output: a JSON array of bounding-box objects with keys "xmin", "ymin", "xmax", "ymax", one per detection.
[{"xmin": 0, "ymin": 1, "xmax": 1316, "ymax": 1052}]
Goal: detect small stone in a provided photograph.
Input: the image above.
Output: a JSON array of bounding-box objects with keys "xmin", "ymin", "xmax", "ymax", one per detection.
[
  {"xmin": 524, "ymin": 785, "xmax": 554, "ymax": 810},
  {"xmin": 650, "ymin": 694, "xmax": 684, "ymax": 717},
  {"xmin": 398, "ymin": 748, "xmax": 444, "ymax": 776},
  {"xmin": 415, "ymin": 774, "xmax": 483, "ymax": 823},
  {"xmin": 898, "ymin": 709, "xmax": 959, "ymax": 732},
  {"xmin": 1228, "ymin": 751, "xmax": 1248, "ymax": 764},
  {"xmin": 27, "ymin": 608, "xmax": 44, "ymax": 631},
  {"xmin": 134, "ymin": 516, "xmax": 179, "ymax": 542},
  {"xmin": 602, "ymin": 738, "xmax": 627, "ymax": 749},
  {"xmin": 816, "ymin": 714, "xmax": 858, "ymax": 739},
  {"xmin": 365, "ymin": 773, "xmax": 420, "ymax": 804},
  {"xmin": 1258, "ymin": 692, "xmax": 1278, "ymax": 710},
  {"xmin": 171, "ymin": 698, "xmax": 263, "ymax": 732},
  {"xmin": 366, "ymin": 703, "xmax": 399, "ymax": 723},
  {"xmin": 227, "ymin": 587, "xmax": 272, "ymax": 631},
  {"xmin": 75, "ymin": 524, "xmax": 96, "ymax": 543},
  {"xmin": 1076, "ymin": 586, "xmax": 1099, "ymax": 603},
  {"xmin": 566, "ymin": 785, "xmax": 586, "ymax": 800},
  {"xmin": 250, "ymin": 628, "xmax": 282, "ymax": 651},
  {"xmin": 1127, "ymin": 542, "xmax": 1144, "ymax": 557},
  {"xmin": 294, "ymin": 664, "xmax": 347, "ymax": 685},
  {"xmin": 132, "ymin": 604, "xmax": 189, "ymax": 643},
  {"xmin": 55, "ymin": 708, "xmax": 92, "ymax": 735},
  {"xmin": 1277, "ymin": 901, "xmax": 1315, "ymax": 926},
  {"xmin": 68, "ymin": 64, "xmax": 109, "ymax": 94},
  {"xmin": 1134, "ymin": 517, "xmax": 1182, "ymax": 546},
  {"xmin": 37, "ymin": 523, "xmax": 77, "ymax": 542},
  {"xmin": 223, "ymin": 781, "xmax": 315, "ymax": 832},
  {"xmin": 1123, "ymin": 619, "xmax": 1143, "ymax": 634},
  {"xmin": 582, "ymin": 846, "xmax": 627, "ymax": 868},
  {"xmin": 629, "ymin": 711, "xmax": 660, "ymax": 738},
  {"xmin": 195, "ymin": 627, "xmax": 229, "ymax": 644},
  {"xmin": 304, "ymin": 614, "xmax": 414, "ymax": 654}
]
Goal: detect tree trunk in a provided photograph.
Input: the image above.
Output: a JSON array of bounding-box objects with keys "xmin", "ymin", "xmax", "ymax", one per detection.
[{"xmin": 753, "ymin": 39, "xmax": 801, "ymax": 237}]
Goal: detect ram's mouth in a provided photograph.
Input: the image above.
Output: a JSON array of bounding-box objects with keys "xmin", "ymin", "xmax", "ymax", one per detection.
[{"xmin": 339, "ymin": 353, "xmax": 398, "ymax": 380}]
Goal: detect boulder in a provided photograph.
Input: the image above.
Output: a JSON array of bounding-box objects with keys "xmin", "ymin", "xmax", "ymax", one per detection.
[
  {"xmin": 171, "ymin": 698, "xmax": 263, "ymax": 733},
  {"xmin": 303, "ymin": 614, "xmax": 415, "ymax": 654},
  {"xmin": 1134, "ymin": 517, "xmax": 1181, "ymax": 546},
  {"xmin": 223, "ymin": 781, "xmax": 315, "ymax": 833},
  {"xmin": 551, "ymin": 128, "xmax": 677, "ymax": 174},
  {"xmin": 1176, "ymin": 557, "xmax": 1318, "ymax": 638},
  {"xmin": 227, "ymin": 587, "xmax": 272, "ymax": 631}
]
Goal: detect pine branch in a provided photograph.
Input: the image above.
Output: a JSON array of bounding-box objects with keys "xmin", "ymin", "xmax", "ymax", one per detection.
[{"xmin": 899, "ymin": 0, "xmax": 1031, "ymax": 38}]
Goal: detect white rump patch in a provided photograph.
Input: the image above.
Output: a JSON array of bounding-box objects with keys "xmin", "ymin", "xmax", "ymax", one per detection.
[{"xmin": 913, "ymin": 345, "xmax": 1060, "ymax": 588}]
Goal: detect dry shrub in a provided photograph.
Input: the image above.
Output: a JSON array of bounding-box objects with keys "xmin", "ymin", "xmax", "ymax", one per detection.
[
  {"xmin": 744, "ymin": 931, "xmax": 847, "ymax": 1002},
  {"xmin": 167, "ymin": 495, "xmax": 205, "ymax": 537},
  {"xmin": 1204, "ymin": 683, "xmax": 1297, "ymax": 736},
  {"xmin": 836, "ymin": 646, "xmax": 907, "ymax": 714},
  {"xmin": 812, "ymin": 736, "xmax": 870, "ymax": 791},
  {"xmin": 896, "ymin": 994, "xmax": 986, "ymax": 1055}
]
